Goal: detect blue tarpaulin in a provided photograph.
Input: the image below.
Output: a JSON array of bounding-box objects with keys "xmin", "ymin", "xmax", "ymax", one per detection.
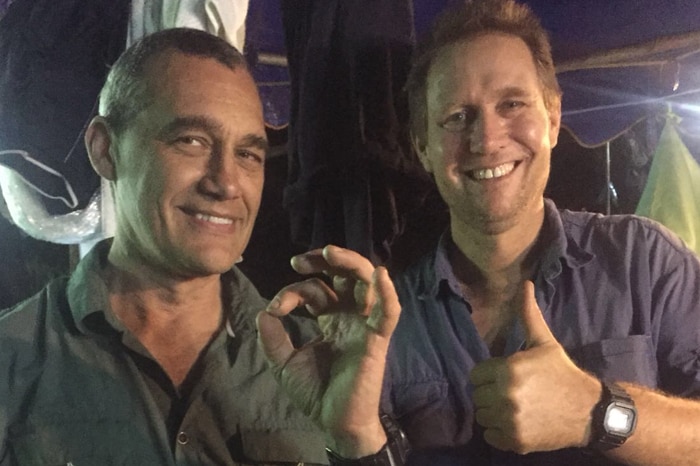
[{"xmin": 246, "ymin": 0, "xmax": 700, "ymax": 147}]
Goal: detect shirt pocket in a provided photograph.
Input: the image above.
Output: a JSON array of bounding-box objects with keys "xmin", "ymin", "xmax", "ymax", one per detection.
[
  {"xmin": 7, "ymin": 419, "xmax": 162, "ymax": 466},
  {"xmin": 239, "ymin": 429, "xmax": 327, "ymax": 465},
  {"xmin": 568, "ymin": 334, "xmax": 658, "ymax": 386}
]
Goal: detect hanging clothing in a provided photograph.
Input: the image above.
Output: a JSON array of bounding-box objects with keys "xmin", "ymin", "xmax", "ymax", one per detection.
[
  {"xmin": 0, "ymin": 0, "xmax": 130, "ymax": 214},
  {"xmin": 0, "ymin": 0, "xmax": 16, "ymax": 18},
  {"xmin": 281, "ymin": 0, "xmax": 431, "ymax": 262},
  {"xmin": 128, "ymin": 0, "xmax": 249, "ymax": 51}
]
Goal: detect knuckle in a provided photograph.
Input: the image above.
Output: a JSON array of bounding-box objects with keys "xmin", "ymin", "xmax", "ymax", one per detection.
[{"xmin": 304, "ymin": 277, "xmax": 327, "ymax": 288}]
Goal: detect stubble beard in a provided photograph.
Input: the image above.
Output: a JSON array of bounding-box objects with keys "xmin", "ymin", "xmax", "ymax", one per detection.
[{"xmin": 450, "ymin": 182, "xmax": 539, "ymax": 237}]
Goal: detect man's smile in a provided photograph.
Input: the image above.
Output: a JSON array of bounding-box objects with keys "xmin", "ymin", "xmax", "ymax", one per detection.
[
  {"xmin": 467, "ymin": 161, "xmax": 518, "ymax": 181},
  {"xmin": 194, "ymin": 212, "xmax": 234, "ymax": 225}
]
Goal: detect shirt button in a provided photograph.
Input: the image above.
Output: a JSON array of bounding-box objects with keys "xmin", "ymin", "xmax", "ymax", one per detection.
[{"xmin": 177, "ymin": 431, "xmax": 189, "ymax": 445}]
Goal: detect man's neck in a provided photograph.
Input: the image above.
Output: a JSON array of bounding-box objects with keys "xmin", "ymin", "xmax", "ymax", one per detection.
[
  {"xmin": 447, "ymin": 208, "xmax": 544, "ymax": 354},
  {"xmin": 449, "ymin": 211, "xmax": 543, "ymax": 287},
  {"xmin": 103, "ymin": 259, "xmax": 224, "ymax": 386}
]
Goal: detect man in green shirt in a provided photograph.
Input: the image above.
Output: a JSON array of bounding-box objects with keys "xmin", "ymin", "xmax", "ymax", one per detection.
[{"xmin": 0, "ymin": 28, "xmax": 328, "ymax": 465}]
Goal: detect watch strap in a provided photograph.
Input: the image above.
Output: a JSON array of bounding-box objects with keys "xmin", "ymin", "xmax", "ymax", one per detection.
[{"xmin": 326, "ymin": 442, "xmax": 393, "ymax": 466}]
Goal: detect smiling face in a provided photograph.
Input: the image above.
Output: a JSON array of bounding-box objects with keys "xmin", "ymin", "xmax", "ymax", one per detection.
[
  {"xmin": 416, "ymin": 32, "xmax": 561, "ymax": 236},
  {"xmin": 103, "ymin": 51, "xmax": 267, "ymax": 279}
]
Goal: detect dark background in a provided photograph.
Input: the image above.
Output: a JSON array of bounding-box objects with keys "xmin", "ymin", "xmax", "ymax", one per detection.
[{"xmin": 2, "ymin": 0, "xmax": 698, "ymax": 307}]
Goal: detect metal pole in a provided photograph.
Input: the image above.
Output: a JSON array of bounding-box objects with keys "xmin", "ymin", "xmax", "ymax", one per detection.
[{"xmin": 605, "ymin": 141, "xmax": 611, "ymax": 215}]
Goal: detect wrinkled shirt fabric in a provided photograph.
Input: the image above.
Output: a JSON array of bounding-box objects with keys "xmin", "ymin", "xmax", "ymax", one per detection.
[{"xmin": 0, "ymin": 240, "xmax": 327, "ymax": 466}]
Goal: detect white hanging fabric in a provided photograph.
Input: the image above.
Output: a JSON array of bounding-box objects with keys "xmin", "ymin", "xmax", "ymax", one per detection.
[
  {"xmin": 0, "ymin": 161, "xmax": 101, "ymax": 244},
  {"xmin": 128, "ymin": 0, "xmax": 249, "ymax": 50}
]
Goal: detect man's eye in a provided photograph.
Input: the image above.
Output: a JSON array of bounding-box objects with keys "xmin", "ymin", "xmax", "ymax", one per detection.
[
  {"xmin": 176, "ymin": 136, "xmax": 205, "ymax": 146},
  {"xmin": 440, "ymin": 109, "xmax": 475, "ymax": 132},
  {"xmin": 171, "ymin": 136, "xmax": 213, "ymax": 156},
  {"xmin": 500, "ymin": 100, "xmax": 526, "ymax": 112},
  {"xmin": 237, "ymin": 150, "xmax": 264, "ymax": 165}
]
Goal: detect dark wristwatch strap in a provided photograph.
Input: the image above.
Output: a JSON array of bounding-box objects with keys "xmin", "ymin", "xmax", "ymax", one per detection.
[
  {"xmin": 326, "ymin": 442, "xmax": 393, "ymax": 466},
  {"xmin": 326, "ymin": 414, "xmax": 410, "ymax": 466}
]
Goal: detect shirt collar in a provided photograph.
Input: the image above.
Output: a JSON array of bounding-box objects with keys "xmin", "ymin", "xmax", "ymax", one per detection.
[
  {"xmin": 428, "ymin": 199, "xmax": 594, "ymax": 298},
  {"xmin": 67, "ymin": 239, "xmax": 115, "ymax": 335},
  {"xmin": 539, "ymin": 198, "xmax": 594, "ymax": 280},
  {"xmin": 433, "ymin": 230, "xmax": 463, "ymax": 298}
]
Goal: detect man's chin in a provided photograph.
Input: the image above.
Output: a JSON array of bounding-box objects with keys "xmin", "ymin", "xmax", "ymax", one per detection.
[
  {"xmin": 464, "ymin": 207, "xmax": 521, "ymax": 236},
  {"xmin": 478, "ymin": 217, "xmax": 518, "ymax": 236},
  {"xmin": 176, "ymin": 252, "xmax": 242, "ymax": 278}
]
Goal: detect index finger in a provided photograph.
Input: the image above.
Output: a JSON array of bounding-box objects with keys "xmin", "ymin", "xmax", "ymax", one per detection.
[
  {"xmin": 265, "ymin": 277, "xmax": 338, "ymax": 317},
  {"xmin": 289, "ymin": 248, "xmax": 327, "ymax": 275},
  {"xmin": 292, "ymin": 245, "xmax": 375, "ymax": 283}
]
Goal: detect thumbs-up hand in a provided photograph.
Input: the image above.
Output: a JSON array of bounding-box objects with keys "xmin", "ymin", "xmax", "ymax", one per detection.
[{"xmin": 470, "ymin": 281, "xmax": 601, "ymax": 454}]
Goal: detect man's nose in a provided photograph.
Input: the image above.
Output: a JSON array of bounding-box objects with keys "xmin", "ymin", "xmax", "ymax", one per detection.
[
  {"xmin": 469, "ymin": 110, "xmax": 506, "ymax": 155},
  {"xmin": 200, "ymin": 154, "xmax": 241, "ymax": 200}
]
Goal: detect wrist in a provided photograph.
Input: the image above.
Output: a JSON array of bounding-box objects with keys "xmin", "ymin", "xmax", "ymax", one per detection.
[
  {"xmin": 580, "ymin": 377, "xmax": 604, "ymax": 447},
  {"xmin": 326, "ymin": 414, "xmax": 410, "ymax": 465},
  {"xmin": 326, "ymin": 419, "xmax": 387, "ymax": 458}
]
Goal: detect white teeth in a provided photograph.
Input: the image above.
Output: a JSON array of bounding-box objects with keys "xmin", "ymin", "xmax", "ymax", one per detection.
[
  {"xmin": 471, "ymin": 162, "xmax": 515, "ymax": 180},
  {"xmin": 195, "ymin": 213, "xmax": 233, "ymax": 225}
]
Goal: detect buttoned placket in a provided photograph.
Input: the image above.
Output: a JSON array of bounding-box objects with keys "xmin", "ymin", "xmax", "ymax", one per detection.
[{"xmin": 172, "ymin": 330, "xmax": 226, "ymax": 464}]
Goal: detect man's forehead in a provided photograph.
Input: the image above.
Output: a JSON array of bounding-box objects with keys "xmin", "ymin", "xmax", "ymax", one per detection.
[
  {"xmin": 426, "ymin": 34, "xmax": 541, "ymax": 96},
  {"xmin": 433, "ymin": 34, "xmax": 532, "ymax": 68},
  {"xmin": 143, "ymin": 51, "xmax": 260, "ymax": 103},
  {"xmin": 124, "ymin": 55, "xmax": 264, "ymax": 139},
  {"xmin": 142, "ymin": 49, "xmax": 254, "ymax": 91}
]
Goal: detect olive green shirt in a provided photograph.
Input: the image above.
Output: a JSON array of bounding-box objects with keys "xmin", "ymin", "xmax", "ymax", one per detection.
[{"xmin": 0, "ymin": 241, "xmax": 327, "ymax": 466}]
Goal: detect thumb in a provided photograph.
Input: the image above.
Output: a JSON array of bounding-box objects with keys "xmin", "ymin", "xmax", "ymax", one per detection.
[
  {"xmin": 366, "ymin": 266, "xmax": 401, "ymax": 339},
  {"xmin": 256, "ymin": 311, "xmax": 295, "ymax": 367},
  {"xmin": 520, "ymin": 280, "xmax": 555, "ymax": 348}
]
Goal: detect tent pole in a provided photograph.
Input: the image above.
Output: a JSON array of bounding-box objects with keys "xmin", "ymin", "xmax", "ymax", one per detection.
[{"xmin": 605, "ymin": 141, "xmax": 611, "ymax": 215}]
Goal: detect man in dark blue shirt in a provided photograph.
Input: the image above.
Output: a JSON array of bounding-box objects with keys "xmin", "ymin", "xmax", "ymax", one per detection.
[{"xmin": 258, "ymin": 1, "xmax": 700, "ymax": 465}]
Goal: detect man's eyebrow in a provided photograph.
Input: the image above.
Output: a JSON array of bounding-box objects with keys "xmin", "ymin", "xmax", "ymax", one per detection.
[
  {"xmin": 497, "ymin": 86, "xmax": 532, "ymax": 98},
  {"xmin": 158, "ymin": 115, "xmax": 222, "ymax": 138},
  {"xmin": 238, "ymin": 134, "xmax": 269, "ymax": 153}
]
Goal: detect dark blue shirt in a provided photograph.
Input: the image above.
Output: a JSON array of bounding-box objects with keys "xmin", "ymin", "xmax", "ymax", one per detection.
[{"xmin": 385, "ymin": 199, "xmax": 700, "ymax": 466}]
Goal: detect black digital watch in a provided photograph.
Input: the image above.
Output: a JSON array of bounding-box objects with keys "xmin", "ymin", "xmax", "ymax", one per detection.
[{"xmin": 588, "ymin": 381, "xmax": 638, "ymax": 451}]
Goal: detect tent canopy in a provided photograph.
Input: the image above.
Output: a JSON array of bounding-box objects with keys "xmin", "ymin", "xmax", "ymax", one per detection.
[{"xmin": 246, "ymin": 0, "xmax": 700, "ymax": 147}]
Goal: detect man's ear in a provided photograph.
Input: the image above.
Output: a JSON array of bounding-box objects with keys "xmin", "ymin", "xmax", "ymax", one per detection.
[
  {"xmin": 85, "ymin": 116, "xmax": 117, "ymax": 181},
  {"xmin": 411, "ymin": 131, "xmax": 433, "ymax": 174}
]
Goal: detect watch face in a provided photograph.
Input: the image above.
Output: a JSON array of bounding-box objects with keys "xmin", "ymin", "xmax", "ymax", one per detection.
[{"xmin": 605, "ymin": 403, "xmax": 636, "ymax": 435}]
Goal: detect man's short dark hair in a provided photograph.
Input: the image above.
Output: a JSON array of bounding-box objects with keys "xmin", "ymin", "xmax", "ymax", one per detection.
[
  {"xmin": 99, "ymin": 28, "xmax": 249, "ymax": 135},
  {"xmin": 406, "ymin": 0, "xmax": 562, "ymax": 143}
]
